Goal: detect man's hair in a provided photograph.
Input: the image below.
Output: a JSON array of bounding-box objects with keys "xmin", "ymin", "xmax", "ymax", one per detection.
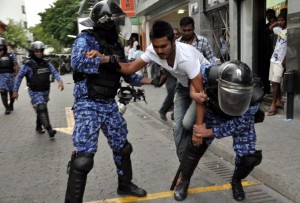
[
  {"xmin": 279, "ymin": 8, "xmax": 287, "ymax": 21},
  {"xmin": 266, "ymin": 9, "xmax": 276, "ymax": 16},
  {"xmin": 150, "ymin": 20, "xmax": 174, "ymax": 41},
  {"xmin": 278, "ymin": 12, "xmax": 287, "ymax": 21},
  {"xmin": 180, "ymin": 16, "xmax": 194, "ymax": 27}
]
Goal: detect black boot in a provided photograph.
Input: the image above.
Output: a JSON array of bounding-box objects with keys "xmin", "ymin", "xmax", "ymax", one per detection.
[
  {"xmin": 36, "ymin": 104, "xmax": 56, "ymax": 139},
  {"xmin": 65, "ymin": 152, "xmax": 94, "ymax": 203},
  {"xmin": 115, "ymin": 142, "xmax": 147, "ymax": 197},
  {"xmin": 174, "ymin": 140, "xmax": 208, "ymax": 201},
  {"xmin": 36, "ymin": 116, "xmax": 45, "ymax": 134},
  {"xmin": 8, "ymin": 92, "xmax": 14, "ymax": 111},
  {"xmin": 1, "ymin": 91, "xmax": 10, "ymax": 114},
  {"xmin": 231, "ymin": 150, "xmax": 262, "ymax": 201},
  {"xmin": 174, "ymin": 178, "xmax": 190, "ymax": 201},
  {"xmin": 231, "ymin": 177, "xmax": 245, "ymax": 201}
]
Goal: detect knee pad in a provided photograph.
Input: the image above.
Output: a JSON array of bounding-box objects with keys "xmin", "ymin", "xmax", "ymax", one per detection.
[
  {"xmin": 36, "ymin": 104, "xmax": 47, "ymax": 112},
  {"xmin": 119, "ymin": 142, "xmax": 133, "ymax": 158},
  {"xmin": 72, "ymin": 153, "xmax": 94, "ymax": 174},
  {"xmin": 240, "ymin": 150, "xmax": 262, "ymax": 168}
]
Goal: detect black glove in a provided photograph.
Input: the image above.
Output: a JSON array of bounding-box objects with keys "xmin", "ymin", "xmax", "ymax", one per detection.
[
  {"xmin": 151, "ymin": 75, "xmax": 163, "ymax": 87},
  {"xmin": 109, "ymin": 55, "xmax": 121, "ymax": 70}
]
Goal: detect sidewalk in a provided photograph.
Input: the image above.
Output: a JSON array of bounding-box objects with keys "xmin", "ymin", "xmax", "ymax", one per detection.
[{"xmin": 133, "ymin": 84, "xmax": 300, "ymax": 203}]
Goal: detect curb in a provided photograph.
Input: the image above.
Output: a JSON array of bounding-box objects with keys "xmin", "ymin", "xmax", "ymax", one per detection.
[{"xmin": 134, "ymin": 101, "xmax": 299, "ymax": 203}]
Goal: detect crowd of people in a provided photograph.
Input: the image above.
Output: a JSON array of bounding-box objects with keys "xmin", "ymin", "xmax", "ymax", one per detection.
[{"xmin": 0, "ymin": 0, "xmax": 289, "ymax": 202}]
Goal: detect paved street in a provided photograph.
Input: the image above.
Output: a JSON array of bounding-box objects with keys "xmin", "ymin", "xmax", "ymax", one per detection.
[{"xmin": 0, "ymin": 74, "xmax": 295, "ymax": 203}]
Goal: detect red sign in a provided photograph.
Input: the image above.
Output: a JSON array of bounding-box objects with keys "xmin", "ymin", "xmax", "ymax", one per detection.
[{"xmin": 120, "ymin": 0, "xmax": 136, "ymax": 17}]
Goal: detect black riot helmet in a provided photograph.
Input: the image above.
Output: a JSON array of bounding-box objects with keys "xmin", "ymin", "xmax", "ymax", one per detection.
[
  {"xmin": 29, "ymin": 41, "xmax": 45, "ymax": 51},
  {"xmin": 80, "ymin": 0, "xmax": 125, "ymax": 29},
  {"xmin": 28, "ymin": 41, "xmax": 45, "ymax": 57},
  {"xmin": 217, "ymin": 60, "xmax": 254, "ymax": 116},
  {"xmin": 80, "ymin": 0, "xmax": 132, "ymax": 39}
]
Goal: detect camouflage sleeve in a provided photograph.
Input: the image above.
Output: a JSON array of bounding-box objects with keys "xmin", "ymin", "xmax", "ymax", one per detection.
[
  {"xmin": 212, "ymin": 105, "xmax": 258, "ymax": 138},
  {"xmin": 71, "ymin": 32, "xmax": 101, "ymax": 74},
  {"xmin": 49, "ymin": 62, "xmax": 61, "ymax": 82},
  {"xmin": 13, "ymin": 64, "xmax": 29, "ymax": 92}
]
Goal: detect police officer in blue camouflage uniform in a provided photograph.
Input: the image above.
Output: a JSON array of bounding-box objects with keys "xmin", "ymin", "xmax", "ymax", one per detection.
[
  {"xmin": 64, "ymin": 1, "xmax": 158, "ymax": 202},
  {"xmin": 12, "ymin": 41, "xmax": 64, "ymax": 139},
  {"xmin": 0, "ymin": 37, "xmax": 19, "ymax": 114},
  {"xmin": 173, "ymin": 61, "xmax": 263, "ymax": 202}
]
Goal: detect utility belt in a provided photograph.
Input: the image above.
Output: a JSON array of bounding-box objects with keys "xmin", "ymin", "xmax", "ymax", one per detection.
[{"xmin": 73, "ymin": 72, "xmax": 119, "ymax": 100}]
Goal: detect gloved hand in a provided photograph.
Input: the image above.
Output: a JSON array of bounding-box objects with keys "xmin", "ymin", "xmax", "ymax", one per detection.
[
  {"xmin": 109, "ymin": 55, "xmax": 121, "ymax": 70},
  {"xmin": 151, "ymin": 75, "xmax": 163, "ymax": 87}
]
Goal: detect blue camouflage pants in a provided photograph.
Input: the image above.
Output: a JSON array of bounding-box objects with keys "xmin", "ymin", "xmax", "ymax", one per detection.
[
  {"xmin": 182, "ymin": 99, "xmax": 258, "ymax": 165},
  {"xmin": 72, "ymin": 100, "xmax": 128, "ymax": 175}
]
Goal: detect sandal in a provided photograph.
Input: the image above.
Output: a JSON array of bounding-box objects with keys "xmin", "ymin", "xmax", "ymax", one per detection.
[
  {"xmin": 267, "ymin": 109, "xmax": 277, "ymax": 116},
  {"xmin": 276, "ymin": 104, "xmax": 284, "ymax": 109},
  {"xmin": 276, "ymin": 101, "xmax": 284, "ymax": 109}
]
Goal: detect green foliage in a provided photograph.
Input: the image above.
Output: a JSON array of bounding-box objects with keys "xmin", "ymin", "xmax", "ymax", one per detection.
[
  {"xmin": 29, "ymin": 25, "xmax": 63, "ymax": 53},
  {"xmin": 2, "ymin": 19, "xmax": 28, "ymax": 49},
  {"xmin": 38, "ymin": 0, "xmax": 81, "ymax": 48}
]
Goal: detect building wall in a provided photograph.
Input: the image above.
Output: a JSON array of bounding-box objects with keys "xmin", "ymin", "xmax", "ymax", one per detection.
[
  {"xmin": 287, "ymin": 0, "xmax": 300, "ymax": 119},
  {"xmin": 0, "ymin": 0, "xmax": 27, "ymax": 28}
]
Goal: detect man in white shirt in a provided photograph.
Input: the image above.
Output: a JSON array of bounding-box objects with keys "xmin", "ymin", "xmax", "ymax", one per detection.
[
  {"xmin": 267, "ymin": 12, "xmax": 287, "ymax": 116},
  {"xmin": 118, "ymin": 20, "xmax": 210, "ymax": 158}
]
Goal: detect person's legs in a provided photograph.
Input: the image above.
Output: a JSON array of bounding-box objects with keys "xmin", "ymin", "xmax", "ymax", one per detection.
[
  {"xmin": 268, "ymin": 62, "xmax": 284, "ymax": 116},
  {"xmin": 103, "ymin": 109, "xmax": 146, "ymax": 197},
  {"xmin": 65, "ymin": 152, "xmax": 94, "ymax": 203},
  {"xmin": 173, "ymin": 84, "xmax": 192, "ymax": 159},
  {"xmin": 65, "ymin": 105, "xmax": 100, "ymax": 203},
  {"xmin": 35, "ymin": 113, "xmax": 45, "ymax": 134},
  {"xmin": 174, "ymin": 140, "xmax": 208, "ymax": 201},
  {"xmin": 0, "ymin": 89, "xmax": 10, "ymax": 114},
  {"xmin": 8, "ymin": 91, "xmax": 14, "ymax": 111},
  {"xmin": 36, "ymin": 104, "xmax": 56, "ymax": 138},
  {"xmin": 159, "ymin": 77, "xmax": 177, "ymax": 120},
  {"xmin": 231, "ymin": 123, "xmax": 262, "ymax": 201}
]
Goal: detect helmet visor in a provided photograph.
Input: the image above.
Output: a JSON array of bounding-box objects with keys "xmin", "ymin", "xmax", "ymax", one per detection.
[{"xmin": 218, "ymin": 80, "xmax": 254, "ymax": 116}]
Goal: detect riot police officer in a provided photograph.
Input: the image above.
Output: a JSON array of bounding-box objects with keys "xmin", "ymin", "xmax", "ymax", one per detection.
[
  {"xmin": 0, "ymin": 37, "xmax": 19, "ymax": 114},
  {"xmin": 12, "ymin": 41, "xmax": 64, "ymax": 138},
  {"xmin": 173, "ymin": 61, "xmax": 263, "ymax": 201},
  {"xmin": 64, "ymin": 1, "xmax": 153, "ymax": 202}
]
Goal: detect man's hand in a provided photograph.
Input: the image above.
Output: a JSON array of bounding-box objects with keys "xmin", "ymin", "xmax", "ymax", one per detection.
[
  {"xmin": 151, "ymin": 75, "xmax": 165, "ymax": 87},
  {"xmin": 190, "ymin": 91, "xmax": 208, "ymax": 104},
  {"xmin": 193, "ymin": 124, "xmax": 213, "ymax": 139},
  {"xmin": 85, "ymin": 50, "xmax": 101, "ymax": 58},
  {"xmin": 12, "ymin": 92, "xmax": 18, "ymax": 99},
  {"xmin": 58, "ymin": 81, "xmax": 64, "ymax": 91}
]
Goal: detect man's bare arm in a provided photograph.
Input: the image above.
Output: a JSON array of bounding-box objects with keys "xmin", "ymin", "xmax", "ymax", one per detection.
[
  {"xmin": 190, "ymin": 73, "xmax": 205, "ymax": 145},
  {"xmin": 119, "ymin": 58, "xmax": 148, "ymax": 74}
]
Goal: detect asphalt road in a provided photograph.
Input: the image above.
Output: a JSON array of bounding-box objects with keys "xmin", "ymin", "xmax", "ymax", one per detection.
[{"xmin": 0, "ymin": 74, "xmax": 292, "ymax": 203}]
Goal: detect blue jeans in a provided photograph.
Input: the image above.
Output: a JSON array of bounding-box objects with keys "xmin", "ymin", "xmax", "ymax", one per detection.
[
  {"xmin": 173, "ymin": 83, "xmax": 194, "ymax": 159},
  {"xmin": 159, "ymin": 74, "xmax": 177, "ymax": 115}
]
